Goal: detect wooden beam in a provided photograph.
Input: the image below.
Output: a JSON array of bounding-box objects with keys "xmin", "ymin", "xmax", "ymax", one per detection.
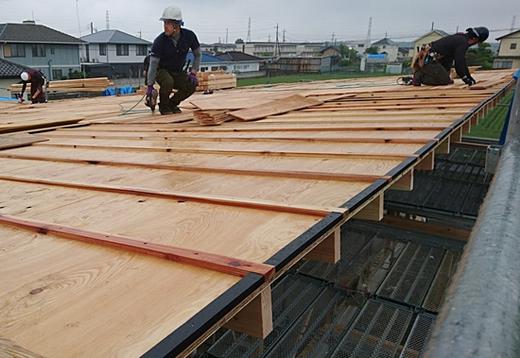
[
  {"xmin": 0, "ymin": 214, "xmax": 275, "ymax": 279},
  {"xmin": 435, "ymin": 138, "xmax": 450, "ymax": 155},
  {"xmin": 42, "ymin": 132, "xmax": 432, "ymax": 145},
  {"xmin": 0, "ymin": 133, "xmax": 48, "ymax": 150},
  {"xmin": 415, "ymin": 152, "xmax": 435, "ymax": 171},
  {"xmin": 353, "ymin": 193, "xmax": 384, "ymax": 221},
  {"xmin": 0, "ymin": 153, "xmax": 388, "ymax": 183},
  {"xmin": 0, "ymin": 175, "xmax": 344, "ymax": 217},
  {"xmin": 382, "ymin": 216, "xmax": 470, "ymax": 241},
  {"xmin": 390, "ymin": 168, "xmax": 414, "ymax": 191},
  {"xmin": 224, "ymin": 287, "xmax": 273, "ymax": 338},
  {"xmin": 38, "ymin": 142, "xmax": 412, "ymax": 161},
  {"xmin": 305, "ymin": 228, "xmax": 341, "ymax": 263}
]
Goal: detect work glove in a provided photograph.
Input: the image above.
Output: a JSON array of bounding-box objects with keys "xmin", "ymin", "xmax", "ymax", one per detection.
[
  {"xmin": 462, "ymin": 75, "xmax": 476, "ymax": 86},
  {"xmin": 188, "ymin": 72, "xmax": 198, "ymax": 87},
  {"xmin": 146, "ymin": 85, "xmax": 154, "ymax": 97}
]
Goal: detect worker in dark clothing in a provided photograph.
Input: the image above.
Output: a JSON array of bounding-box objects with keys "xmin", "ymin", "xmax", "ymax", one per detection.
[
  {"xmin": 412, "ymin": 27, "xmax": 489, "ymax": 86},
  {"xmin": 18, "ymin": 69, "xmax": 48, "ymax": 103},
  {"xmin": 146, "ymin": 5, "xmax": 201, "ymax": 115}
]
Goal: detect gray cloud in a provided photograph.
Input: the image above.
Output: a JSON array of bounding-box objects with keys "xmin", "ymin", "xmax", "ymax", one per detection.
[{"xmin": 1, "ymin": 0, "xmax": 518, "ymax": 43}]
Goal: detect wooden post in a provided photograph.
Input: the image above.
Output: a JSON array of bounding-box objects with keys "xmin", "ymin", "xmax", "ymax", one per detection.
[
  {"xmin": 390, "ymin": 169, "xmax": 414, "ymax": 191},
  {"xmin": 462, "ymin": 121, "xmax": 471, "ymax": 134},
  {"xmin": 416, "ymin": 152, "xmax": 435, "ymax": 171},
  {"xmin": 354, "ymin": 194, "xmax": 384, "ymax": 221},
  {"xmin": 450, "ymin": 128, "xmax": 463, "ymax": 143},
  {"xmin": 435, "ymin": 138, "xmax": 450, "ymax": 155},
  {"xmin": 224, "ymin": 287, "xmax": 273, "ymax": 338},
  {"xmin": 305, "ymin": 228, "xmax": 341, "ymax": 264}
]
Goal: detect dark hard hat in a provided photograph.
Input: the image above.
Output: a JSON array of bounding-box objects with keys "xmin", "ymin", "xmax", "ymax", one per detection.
[{"xmin": 466, "ymin": 27, "xmax": 489, "ymax": 42}]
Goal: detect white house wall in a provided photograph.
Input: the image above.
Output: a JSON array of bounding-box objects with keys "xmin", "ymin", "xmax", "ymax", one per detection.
[{"xmin": 81, "ymin": 44, "xmax": 149, "ymax": 64}]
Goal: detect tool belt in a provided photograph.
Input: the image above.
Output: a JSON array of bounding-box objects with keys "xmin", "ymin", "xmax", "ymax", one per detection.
[{"xmin": 412, "ymin": 44, "xmax": 443, "ymax": 72}]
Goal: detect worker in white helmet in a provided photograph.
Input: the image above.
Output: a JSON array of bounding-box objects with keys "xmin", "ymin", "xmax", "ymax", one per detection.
[
  {"xmin": 146, "ymin": 5, "xmax": 201, "ymax": 115},
  {"xmin": 18, "ymin": 69, "xmax": 48, "ymax": 103}
]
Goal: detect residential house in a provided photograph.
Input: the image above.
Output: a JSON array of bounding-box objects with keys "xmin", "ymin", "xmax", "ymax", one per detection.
[
  {"xmin": 80, "ymin": 30, "xmax": 151, "ymax": 78},
  {"xmin": 320, "ymin": 46, "xmax": 341, "ymax": 58},
  {"xmin": 345, "ymin": 40, "xmax": 368, "ymax": 56},
  {"xmin": 0, "ymin": 21, "xmax": 83, "ymax": 80},
  {"xmin": 200, "ymin": 43, "xmax": 237, "ymax": 54},
  {"xmin": 409, "ymin": 30, "xmax": 448, "ymax": 58},
  {"xmin": 265, "ymin": 56, "xmax": 336, "ymax": 74},
  {"xmin": 186, "ymin": 52, "xmax": 228, "ymax": 73},
  {"xmin": 241, "ymin": 42, "xmax": 324, "ymax": 58},
  {"xmin": 371, "ymin": 38, "xmax": 400, "ymax": 62},
  {"xmin": 296, "ymin": 43, "xmax": 325, "ymax": 57},
  {"xmin": 0, "ymin": 57, "xmax": 29, "ymax": 97},
  {"xmin": 215, "ymin": 51, "xmax": 263, "ymax": 77},
  {"xmin": 494, "ymin": 30, "xmax": 520, "ymax": 69}
]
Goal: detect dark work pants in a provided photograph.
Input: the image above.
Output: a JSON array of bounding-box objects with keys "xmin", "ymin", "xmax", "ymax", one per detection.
[
  {"xmin": 156, "ymin": 69, "xmax": 196, "ymax": 111},
  {"xmin": 415, "ymin": 62, "xmax": 453, "ymax": 86}
]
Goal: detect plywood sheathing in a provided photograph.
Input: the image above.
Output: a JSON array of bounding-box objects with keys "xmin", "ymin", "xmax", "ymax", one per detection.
[{"xmin": 0, "ymin": 69, "xmax": 513, "ymax": 357}]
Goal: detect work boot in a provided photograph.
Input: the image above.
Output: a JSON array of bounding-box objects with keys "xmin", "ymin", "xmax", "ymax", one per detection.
[{"xmin": 159, "ymin": 104, "xmax": 173, "ymax": 115}]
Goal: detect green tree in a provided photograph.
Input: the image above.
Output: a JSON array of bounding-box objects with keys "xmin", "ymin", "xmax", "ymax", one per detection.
[
  {"xmin": 365, "ymin": 46, "xmax": 379, "ymax": 54},
  {"xmin": 466, "ymin": 42, "xmax": 494, "ymax": 69},
  {"xmin": 338, "ymin": 44, "xmax": 360, "ymax": 66}
]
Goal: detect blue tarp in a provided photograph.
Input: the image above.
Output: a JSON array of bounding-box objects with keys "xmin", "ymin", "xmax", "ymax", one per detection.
[
  {"xmin": 0, "ymin": 97, "xmax": 16, "ymax": 102},
  {"xmin": 367, "ymin": 54, "xmax": 386, "ymax": 59},
  {"xmin": 103, "ymin": 86, "xmax": 135, "ymax": 96}
]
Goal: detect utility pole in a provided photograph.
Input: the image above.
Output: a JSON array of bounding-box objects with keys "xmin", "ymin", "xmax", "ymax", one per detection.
[
  {"xmin": 139, "ymin": 29, "xmax": 142, "ymax": 38},
  {"xmin": 268, "ymin": 34, "xmax": 271, "ymax": 42},
  {"xmin": 106, "ymin": 10, "xmax": 110, "ymax": 30},
  {"xmin": 226, "ymin": 28, "xmax": 229, "ymax": 44},
  {"xmin": 275, "ymin": 23, "xmax": 279, "ymax": 57},
  {"xmin": 431, "ymin": 21, "xmax": 434, "ymax": 31},
  {"xmin": 511, "ymin": 16, "xmax": 517, "ymax": 32},
  {"xmin": 331, "ymin": 32, "xmax": 335, "ymax": 44},
  {"xmin": 90, "ymin": 22, "xmax": 94, "ymax": 34},
  {"xmin": 247, "ymin": 17, "xmax": 251, "ymax": 43},
  {"xmin": 283, "ymin": 29, "xmax": 286, "ymax": 42},
  {"xmin": 75, "ymin": 0, "xmax": 82, "ymax": 37},
  {"xmin": 365, "ymin": 17, "xmax": 372, "ymax": 49}
]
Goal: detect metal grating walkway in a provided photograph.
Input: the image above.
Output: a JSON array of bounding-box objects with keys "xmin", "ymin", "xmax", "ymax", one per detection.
[{"xmin": 386, "ymin": 145, "xmax": 492, "ymax": 219}]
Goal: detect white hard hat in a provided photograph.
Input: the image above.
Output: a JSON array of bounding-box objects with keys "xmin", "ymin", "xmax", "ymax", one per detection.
[
  {"xmin": 20, "ymin": 71, "xmax": 29, "ymax": 81},
  {"xmin": 160, "ymin": 6, "xmax": 183, "ymax": 22}
]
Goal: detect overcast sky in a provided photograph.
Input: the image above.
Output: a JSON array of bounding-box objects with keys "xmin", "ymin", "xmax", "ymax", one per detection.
[{"xmin": 1, "ymin": 0, "xmax": 518, "ymax": 44}]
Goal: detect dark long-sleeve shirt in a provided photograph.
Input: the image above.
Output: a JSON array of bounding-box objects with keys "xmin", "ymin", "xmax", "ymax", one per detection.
[
  {"xmin": 20, "ymin": 69, "xmax": 45, "ymax": 96},
  {"xmin": 430, "ymin": 33, "xmax": 471, "ymax": 79}
]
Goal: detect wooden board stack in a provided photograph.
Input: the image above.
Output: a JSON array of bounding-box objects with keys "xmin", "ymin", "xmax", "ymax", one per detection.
[
  {"xmin": 10, "ymin": 77, "xmax": 114, "ymax": 93},
  {"xmin": 193, "ymin": 110, "xmax": 235, "ymax": 126},
  {"xmin": 196, "ymin": 71, "xmax": 237, "ymax": 91}
]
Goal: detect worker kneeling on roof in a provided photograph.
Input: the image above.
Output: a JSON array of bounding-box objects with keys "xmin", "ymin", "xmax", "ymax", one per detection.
[
  {"xmin": 146, "ymin": 5, "xmax": 201, "ymax": 115},
  {"xmin": 18, "ymin": 69, "xmax": 48, "ymax": 104},
  {"xmin": 412, "ymin": 27, "xmax": 489, "ymax": 87}
]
